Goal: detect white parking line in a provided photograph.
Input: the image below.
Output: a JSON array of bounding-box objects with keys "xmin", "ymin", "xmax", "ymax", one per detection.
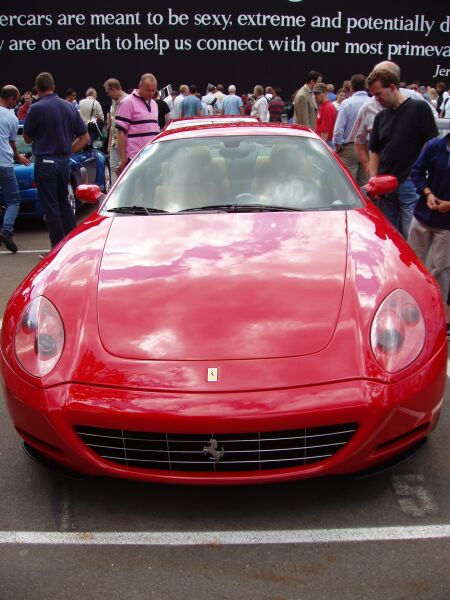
[
  {"xmin": 0, "ymin": 250, "xmax": 49, "ymax": 254},
  {"xmin": 1, "ymin": 526, "xmax": 450, "ymax": 546}
]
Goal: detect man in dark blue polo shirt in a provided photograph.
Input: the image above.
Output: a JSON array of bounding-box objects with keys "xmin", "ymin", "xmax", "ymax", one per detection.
[
  {"xmin": 23, "ymin": 72, "xmax": 89, "ymax": 248},
  {"xmin": 408, "ymin": 133, "xmax": 450, "ymax": 336}
]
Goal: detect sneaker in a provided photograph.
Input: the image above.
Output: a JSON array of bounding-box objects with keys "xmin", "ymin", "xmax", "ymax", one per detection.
[{"xmin": 0, "ymin": 228, "xmax": 18, "ymax": 253}]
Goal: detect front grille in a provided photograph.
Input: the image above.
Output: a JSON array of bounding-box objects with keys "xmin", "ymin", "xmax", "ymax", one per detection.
[{"xmin": 75, "ymin": 423, "xmax": 358, "ymax": 472}]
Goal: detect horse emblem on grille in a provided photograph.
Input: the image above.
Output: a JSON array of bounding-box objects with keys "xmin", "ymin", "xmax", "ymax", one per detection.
[{"xmin": 203, "ymin": 438, "xmax": 225, "ymax": 463}]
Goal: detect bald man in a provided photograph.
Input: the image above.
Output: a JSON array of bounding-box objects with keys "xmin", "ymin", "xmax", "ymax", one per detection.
[
  {"xmin": 115, "ymin": 73, "xmax": 160, "ymax": 175},
  {"xmin": 0, "ymin": 85, "xmax": 30, "ymax": 252}
]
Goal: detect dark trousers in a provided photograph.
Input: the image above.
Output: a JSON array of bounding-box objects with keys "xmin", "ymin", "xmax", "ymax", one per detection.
[{"xmin": 34, "ymin": 156, "xmax": 76, "ymax": 247}]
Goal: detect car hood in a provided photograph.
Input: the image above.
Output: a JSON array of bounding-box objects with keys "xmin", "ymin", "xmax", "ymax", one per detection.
[{"xmin": 97, "ymin": 212, "xmax": 347, "ymax": 360}]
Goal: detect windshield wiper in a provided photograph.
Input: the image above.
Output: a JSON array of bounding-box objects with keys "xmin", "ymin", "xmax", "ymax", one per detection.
[
  {"xmin": 107, "ymin": 206, "xmax": 168, "ymax": 215},
  {"xmin": 180, "ymin": 203, "xmax": 305, "ymax": 213}
]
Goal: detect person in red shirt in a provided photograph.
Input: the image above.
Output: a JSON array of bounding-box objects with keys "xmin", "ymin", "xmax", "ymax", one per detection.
[
  {"xmin": 17, "ymin": 91, "xmax": 32, "ymax": 121},
  {"xmin": 313, "ymin": 82, "xmax": 337, "ymax": 148}
]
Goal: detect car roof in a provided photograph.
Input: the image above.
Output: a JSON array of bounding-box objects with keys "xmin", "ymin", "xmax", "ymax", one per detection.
[
  {"xmin": 164, "ymin": 116, "xmax": 259, "ymax": 131},
  {"xmin": 155, "ymin": 122, "xmax": 318, "ymax": 142}
]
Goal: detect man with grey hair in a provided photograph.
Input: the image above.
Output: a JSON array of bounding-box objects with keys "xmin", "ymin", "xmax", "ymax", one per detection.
[
  {"xmin": 79, "ymin": 87, "xmax": 104, "ymax": 144},
  {"xmin": 202, "ymin": 84, "xmax": 216, "ymax": 115},
  {"xmin": 115, "ymin": 73, "xmax": 160, "ymax": 175},
  {"xmin": 220, "ymin": 85, "xmax": 244, "ymax": 116},
  {"xmin": 103, "ymin": 78, "xmax": 127, "ymax": 183},
  {"xmin": 251, "ymin": 85, "xmax": 269, "ymax": 122}
]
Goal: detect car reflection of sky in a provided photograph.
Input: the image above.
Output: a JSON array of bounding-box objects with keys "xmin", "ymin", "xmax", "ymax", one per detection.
[
  {"xmin": 97, "ymin": 211, "xmax": 347, "ymax": 361},
  {"xmin": 348, "ymin": 210, "xmax": 434, "ymax": 311},
  {"xmin": 69, "ymin": 378, "xmax": 371, "ymax": 421}
]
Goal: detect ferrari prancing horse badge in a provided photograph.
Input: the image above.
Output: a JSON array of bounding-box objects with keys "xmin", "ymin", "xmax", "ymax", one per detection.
[{"xmin": 207, "ymin": 368, "xmax": 218, "ymax": 382}]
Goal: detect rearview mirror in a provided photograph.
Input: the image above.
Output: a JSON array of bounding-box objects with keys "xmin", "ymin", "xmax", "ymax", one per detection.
[
  {"xmin": 76, "ymin": 184, "xmax": 103, "ymax": 204},
  {"xmin": 363, "ymin": 175, "xmax": 398, "ymax": 198}
]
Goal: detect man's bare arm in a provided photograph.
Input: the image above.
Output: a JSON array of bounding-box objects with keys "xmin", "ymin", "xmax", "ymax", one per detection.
[
  {"xmin": 116, "ymin": 129, "xmax": 128, "ymax": 175},
  {"xmin": 10, "ymin": 140, "xmax": 30, "ymax": 166},
  {"xmin": 71, "ymin": 133, "xmax": 89, "ymax": 154},
  {"xmin": 369, "ymin": 152, "xmax": 380, "ymax": 179},
  {"xmin": 355, "ymin": 143, "xmax": 370, "ymax": 174}
]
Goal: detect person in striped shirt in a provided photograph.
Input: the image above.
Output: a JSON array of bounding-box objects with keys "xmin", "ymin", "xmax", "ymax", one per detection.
[
  {"xmin": 115, "ymin": 73, "xmax": 160, "ymax": 175},
  {"xmin": 268, "ymin": 89, "xmax": 284, "ymax": 122}
]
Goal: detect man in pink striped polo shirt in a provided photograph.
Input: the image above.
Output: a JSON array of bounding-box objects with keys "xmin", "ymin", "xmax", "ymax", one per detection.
[{"xmin": 115, "ymin": 73, "xmax": 160, "ymax": 175}]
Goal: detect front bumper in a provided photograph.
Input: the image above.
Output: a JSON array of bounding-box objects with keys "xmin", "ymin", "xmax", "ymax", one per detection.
[{"xmin": 1, "ymin": 343, "xmax": 447, "ymax": 485}]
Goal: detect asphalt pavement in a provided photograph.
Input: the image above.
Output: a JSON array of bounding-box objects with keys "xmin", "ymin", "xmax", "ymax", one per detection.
[{"xmin": 1, "ymin": 210, "xmax": 449, "ymax": 600}]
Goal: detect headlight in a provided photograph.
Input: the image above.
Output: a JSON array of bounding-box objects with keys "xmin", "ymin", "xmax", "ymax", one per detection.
[
  {"xmin": 370, "ymin": 289, "xmax": 425, "ymax": 373},
  {"xmin": 14, "ymin": 296, "xmax": 65, "ymax": 377}
]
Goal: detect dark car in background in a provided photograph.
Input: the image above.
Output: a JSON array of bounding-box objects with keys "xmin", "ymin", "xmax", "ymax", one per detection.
[{"xmin": 0, "ymin": 126, "xmax": 111, "ymax": 220}]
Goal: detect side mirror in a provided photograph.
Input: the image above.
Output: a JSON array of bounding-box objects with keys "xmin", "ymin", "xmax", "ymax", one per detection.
[
  {"xmin": 76, "ymin": 184, "xmax": 103, "ymax": 204},
  {"xmin": 363, "ymin": 175, "xmax": 398, "ymax": 198}
]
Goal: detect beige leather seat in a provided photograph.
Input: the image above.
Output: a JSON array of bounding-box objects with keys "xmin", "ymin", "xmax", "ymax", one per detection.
[{"xmin": 154, "ymin": 147, "xmax": 230, "ymax": 211}]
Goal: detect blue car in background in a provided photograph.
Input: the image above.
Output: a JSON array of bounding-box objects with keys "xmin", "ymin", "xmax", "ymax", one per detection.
[{"xmin": 0, "ymin": 126, "xmax": 111, "ymax": 220}]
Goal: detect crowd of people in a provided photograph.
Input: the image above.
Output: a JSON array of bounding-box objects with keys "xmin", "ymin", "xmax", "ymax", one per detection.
[{"xmin": 0, "ymin": 63, "xmax": 449, "ymax": 333}]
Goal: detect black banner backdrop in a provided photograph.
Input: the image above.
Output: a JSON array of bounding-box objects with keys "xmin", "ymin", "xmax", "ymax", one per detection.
[{"xmin": 0, "ymin": 1, "xmax": 449, "ymax": 99}]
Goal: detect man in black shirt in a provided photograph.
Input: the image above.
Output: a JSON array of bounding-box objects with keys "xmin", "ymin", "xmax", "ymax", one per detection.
[{"xmin": 367, "ymin": 69, "xmax": 438, "ymax": 238}]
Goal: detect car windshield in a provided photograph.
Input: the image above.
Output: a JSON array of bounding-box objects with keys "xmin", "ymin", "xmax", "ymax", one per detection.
[{"xmin": 105, "ymin": 134, "xmax": 364, "ymax": 214}]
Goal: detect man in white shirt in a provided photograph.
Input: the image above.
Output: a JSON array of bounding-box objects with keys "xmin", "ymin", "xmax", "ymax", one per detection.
[
  {"xmin": 202, "ymin": 84, "xmax": 216, "ymax": 115},
  {"xmin": 164, "ymin": 90, "xmax": 178, "ymax": 113},
  {"xmin": 251, "ymin": 85, "xmax": 269, "ymax": 122},
  {"xmin": 333, "ymin": 74, "xmax": 369, "ymax": 185},
  {"xmin": 171, "ymin": 85, "xmax": 188, "ymax": 120},
  {"xmin": 79, "ymin": 88, "xmax": 104, "ymax": 123}
]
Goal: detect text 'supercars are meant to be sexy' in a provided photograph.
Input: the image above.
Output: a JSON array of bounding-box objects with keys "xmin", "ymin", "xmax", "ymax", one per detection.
[{"xmin": 0, "ymin": 123, "xmax": 447, "ymax": 485}]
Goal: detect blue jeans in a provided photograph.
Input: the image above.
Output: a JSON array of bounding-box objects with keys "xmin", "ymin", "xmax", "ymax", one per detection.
[
  {"xmin": 379, "ymin": 179, "xmax": 419, "ymax": 239},
  {"xmin": 0, "ymin": 165, "xmax": 20, "ymax": 234},
  {"xmin": 34, "ymin": 156, "xmax": 75, "ymax": 247}
]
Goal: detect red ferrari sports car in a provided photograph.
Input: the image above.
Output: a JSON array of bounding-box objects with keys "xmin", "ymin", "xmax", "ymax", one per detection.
[{"xmin": 0, "ymin": 123, "xmax": 447, "ymax": 485}]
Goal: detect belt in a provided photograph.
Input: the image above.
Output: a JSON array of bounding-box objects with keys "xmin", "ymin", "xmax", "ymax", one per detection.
[{"xmin": 36, "ymin": 153, "xmax": 71, "ymax": 158}]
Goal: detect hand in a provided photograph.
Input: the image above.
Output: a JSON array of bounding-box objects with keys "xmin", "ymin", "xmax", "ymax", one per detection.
[
  {"xmin": 435, "ymin": 199, "xmax": 450, "ymax": 214},
  {"xmin": 17, "ymin": 154, "xmax": 30, "ymax": 166},
  {"xmin": 427, "ymin": 193, "xmax": 440, "ymax": 210},
  {"xmin": 116, "ymin": 160, "xmax": 127, "ymax": 175}
]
